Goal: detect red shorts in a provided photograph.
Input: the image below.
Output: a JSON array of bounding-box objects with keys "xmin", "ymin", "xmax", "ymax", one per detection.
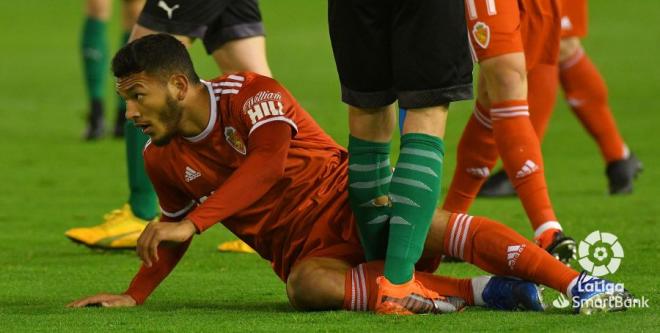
[
  {"xmin": 466, "ymin": 0, "xmax": 562, "ymax": 69},
  {"xmin": 286, "ymin": 191, "xmax": 442, "ymax": 280},
  {"xmin": 560, "ymin": 0, "xmax": 588, "ymax": 38}
]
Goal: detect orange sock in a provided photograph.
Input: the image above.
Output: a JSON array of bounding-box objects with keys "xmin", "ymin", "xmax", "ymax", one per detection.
[
  {"xmin": 560, "ymin": 48, "xmax": 626, "ymax": 163},
  {"xmin": 342, "ymin": 261, "xmax": 474, "ymax": 311},
  {"xmin": 443, "ymin": 103, "xmax": 498, "ymax": 213},
  {"xmin": 490, "ymin": 100, "xmax": 558, "ymax": 231},
  {"xmin": 443, "ymin": 213, "xmax": 578, "ymax": 294},
  {"xmin": 528, "ymin": 64, "xmax": 560, "ymax": 141}
]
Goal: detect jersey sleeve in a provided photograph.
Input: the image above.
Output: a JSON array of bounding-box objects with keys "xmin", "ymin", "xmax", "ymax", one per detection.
[
  {"xmin": 185, "ymin": 121, "xmax": 291, "ymax": 232},
  {"xmin": 233, "ymin": 76, "xmax": 299, "ymax": 137}
]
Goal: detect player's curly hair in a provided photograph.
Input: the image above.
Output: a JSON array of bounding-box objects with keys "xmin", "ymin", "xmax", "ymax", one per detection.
[{"xmin": 112, "ymin": 33, "xmax": 200, "ymax": 84}]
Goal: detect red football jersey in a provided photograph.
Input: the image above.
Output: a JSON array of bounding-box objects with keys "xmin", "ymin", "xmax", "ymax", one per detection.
[{"xmin": 143, "ymin": 72, "xmax": 349, "ymax": 279}]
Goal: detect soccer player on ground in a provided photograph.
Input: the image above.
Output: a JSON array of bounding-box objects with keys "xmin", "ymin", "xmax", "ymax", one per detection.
[
  {"xmin": 434, "ymin": 0, "xmax": 576, "ymax": 262},
  {"xmin": 327, "ymin": 1, "xmax": 474, "ymax": 314},
  {"xmin": 479, "ymin": 0, "xmax": 642, "ymax": 197},
  {"xmin": 66, "ymin": 35, "xmax": 632, "ymax": 315},
  {"xmin": 81, "ymin": 0, "xmax": 144, "ymax": 140},
  {"xmin": 66, "ymin": 0, "xmax": 269, "ymax": 252}
]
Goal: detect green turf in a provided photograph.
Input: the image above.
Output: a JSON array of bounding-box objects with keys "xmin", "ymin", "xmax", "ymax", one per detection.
[{"xmin": 0, "ymin": 0, "xmax": 658, "ymax": 331}]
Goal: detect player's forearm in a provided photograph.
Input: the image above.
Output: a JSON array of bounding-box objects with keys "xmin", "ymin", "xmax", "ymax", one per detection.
[
  {"xmin": 186, "ymin": 152, "xmax": 286, "ymax": 232},
  {"xmin": 123, "ymin": 238, "xmax": 192, "ymax": 304}
]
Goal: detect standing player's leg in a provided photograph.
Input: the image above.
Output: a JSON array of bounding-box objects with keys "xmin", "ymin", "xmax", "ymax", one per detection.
[
  {"xmin": 328, "ymin": 0, "xmax": 396, "ymax": 263},
  {"xmin": 478, "ymin": 63, "xmax": 561, "ymax": 198},
  {"xmin": 444, "ymin": 0, "xmax": 575, "ymax": 262},
  {"xmin": 385, "ymin": 0, "xmax": 473, "ymax": 290},
  {"xmin": 558, "ymin": 36, "xmax": 641, "ymax": 194},
  {"xmin": 81, "ymin": 0, "xmax": 111, "ymax": 140}
]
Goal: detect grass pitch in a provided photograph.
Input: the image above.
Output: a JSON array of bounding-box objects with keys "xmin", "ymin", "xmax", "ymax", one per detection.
[{"xmin": 0, "ymin": 1, "xmax": 658, "ymax": 331}]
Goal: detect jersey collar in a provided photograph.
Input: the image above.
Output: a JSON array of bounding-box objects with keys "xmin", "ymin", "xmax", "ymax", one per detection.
[{"xmin": 183, "ymin": 80, "xmax": 218, "ymax": 143}]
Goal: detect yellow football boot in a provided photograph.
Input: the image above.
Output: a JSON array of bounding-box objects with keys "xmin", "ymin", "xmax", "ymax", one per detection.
[
  {"xmin": 217, "ymin": 239, "xmax": 256, "ymax": 254},
  {"xmin": 65, "ymin": 204, "xmax": 152, "ymax": 249}
]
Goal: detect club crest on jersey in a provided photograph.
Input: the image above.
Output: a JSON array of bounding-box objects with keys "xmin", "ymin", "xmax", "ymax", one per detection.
[
  {"xmin": 472, "ymin": 22, "xmax": 491, "ymax": 49},
  {"xmin": 224, "ymin": 126, "xmax": 246, "ymax": 155}
]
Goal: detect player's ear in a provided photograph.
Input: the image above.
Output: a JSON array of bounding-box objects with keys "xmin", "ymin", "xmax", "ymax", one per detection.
[{"xmin": 169, "ymin": 74, "xmax": 189, "ymax": 101}]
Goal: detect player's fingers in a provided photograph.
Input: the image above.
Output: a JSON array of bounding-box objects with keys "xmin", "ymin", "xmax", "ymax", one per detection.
[
  {"xmin": 147, "ymin": 230, "xmax": 161, "ymax": 265},
  {"xmin": 137, "ymin": 227, "xmax": 155, "ymax": 267},
  {"xmin": 67, "ymin": 295, "xmax": 104, "ymax": 308}
]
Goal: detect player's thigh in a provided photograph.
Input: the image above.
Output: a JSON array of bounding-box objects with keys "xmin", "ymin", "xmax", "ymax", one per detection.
[
  {"xmin": 479, "ymin": 52, "xmax": 528, "ymax": 102},
  {"xmin": 391, "ymin": 0, "xmax": 473, "ymax": 109},
  {"xmin": 328, "ymin": 0, "xmax": 395, "ymax": 109},
  {"xmin": 120, "ymin": 0, "xmax": 145, "ymax": 31},
  {"xmin": 559, "ymin": 36, "xmax": 581, "ymax": 62},
  {"xmin": 85, "ymin": 0, "xmax": 112, "ymax": 20},
  {"xmin": 136, "ymin": 0, "xmax": 228, "ymax": 42},
  {"xmin": 286, "ymin": 257, "xmax": 351, "ymax": 311},
  {"xmin": 204, "ymin": 0, "xmax": 270, "ymax": 76}
]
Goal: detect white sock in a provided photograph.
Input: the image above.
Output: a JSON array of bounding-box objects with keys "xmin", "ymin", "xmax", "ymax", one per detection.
[
  {"xmin": 566, "ymin": 276, "xmax": 579, "ymax": 298},
  {"xmin": 471, "ymin": 276, "xmax": 491, "ymax": 306}
]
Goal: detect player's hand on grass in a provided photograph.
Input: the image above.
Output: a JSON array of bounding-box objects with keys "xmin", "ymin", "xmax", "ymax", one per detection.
[
  {"xmin": 137, "ymin": 219, "xmax": 196, "ymax": 267},
  {"xmin": 67, "ymin": 293, "xmax": 136, "ymax": 308}
]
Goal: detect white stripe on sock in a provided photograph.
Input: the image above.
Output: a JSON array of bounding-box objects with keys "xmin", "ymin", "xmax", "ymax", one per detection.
[
  {"xmin": 357, "ymin": 264, "xmax": 367, "ymax": 311},
  {"xmin": 459, "ymin": 216, "xmax": 474, "ymax": 259},
  {"xmin": 534, "ymin": 221, "xmax": 563, "ymax": 238},
  {"xmin": 471, "ymin": 276, "xmax": 491, "ymax": 306}
]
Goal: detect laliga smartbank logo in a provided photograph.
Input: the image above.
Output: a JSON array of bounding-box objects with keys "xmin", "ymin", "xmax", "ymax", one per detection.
[
  {"xmin": 577, "ymin": 230, "xmax": 624, "ymax": 277},
  {"xmin": 550, "ymin": 231, "xmax": 648, "ymax": 310}
]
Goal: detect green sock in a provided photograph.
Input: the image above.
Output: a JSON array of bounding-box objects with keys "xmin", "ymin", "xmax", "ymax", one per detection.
[
  {"xmin": 348, "ymin": 135, "xmax": 392, "ymax": 261},
  {"xmin": 125, "ymin": 122, "xmax": 158, "ymax": 220},
  {"xmin": 384, "ymin": 133, "xmax": 445, "ymax": 284},
  {"xmin": 117, "ymin": 32, "xmax": 131, "ymax": 114},
  {"xmin": 81, "ymin": 17, "xmax": 108, "ymax": 101}
]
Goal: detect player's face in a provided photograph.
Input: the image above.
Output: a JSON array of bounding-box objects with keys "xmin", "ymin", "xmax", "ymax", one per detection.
[{"xmin": 117, "ymin": 72, "xmax": 183, "ymax": 146}]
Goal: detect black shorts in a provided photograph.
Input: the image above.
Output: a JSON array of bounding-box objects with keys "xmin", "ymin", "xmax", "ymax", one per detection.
[
  {"xmin": 328, "ymin": 0, "xmax": 474, "ymax": 109},
  {"xmin": 138, "ymin": 0, "xmax": 265, "ymax": 54}
]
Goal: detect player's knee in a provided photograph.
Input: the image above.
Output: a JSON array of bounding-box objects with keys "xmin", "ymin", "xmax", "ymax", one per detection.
[
  {"xmin": 286, "ymin": 259, "xmax": 346, "ymax": 311},
  {"xmin": 559, "ymin": 37, "xmax": 582, "ymax": 63},
  {"xmin": 480, "ymin": 56, "xmax": 527, "ymax": 101},
  {"xmin": 85, "ymin": 0, "xmax": 112, "ymax": 20}
]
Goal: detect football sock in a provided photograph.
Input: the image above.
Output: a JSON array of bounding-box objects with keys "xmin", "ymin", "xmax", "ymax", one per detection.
[
  {"xmin": 348, "ymin": 135, "xmax": 392, "ymax": 260},
  {"xmin": 443, "ymin": 213, "xmax": 579, "ymax": 294},
  {"xmin": 343, "ymin": 261, "xmax": 474, "ymax": 311},
  {"xmin": 560, "ymin": 47, "xmax": 627, "ymax": 163},
  {"xmin": 81, "ymin": 17, "xmax": 108, "ymax": 104},
  {"xmin": 385, "ymin": 133, "xmax": 444, "ymax": 284},
  {"xmin": 443, "ymin": 103, "xmax": 498, "ymax": 213},
  {"xmin": 125, "ymin": 122, "xmax": 158, "ymax": 220},
  {"xmin": 527, "ymin": 64, "xmax": 560, "ymax": 140},
  {"xmin": 491, "ymin": 100, "xmax": 559, "ymax": 231}
]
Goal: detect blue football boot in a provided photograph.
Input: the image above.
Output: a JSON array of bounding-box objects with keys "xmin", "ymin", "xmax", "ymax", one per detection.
[{"xmin": 482, "ymin": 276, "xmax": 545, "ymax": 311}]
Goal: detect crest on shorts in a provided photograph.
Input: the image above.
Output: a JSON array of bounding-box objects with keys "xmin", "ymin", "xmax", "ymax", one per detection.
[
  {"xmin": 472, "ymin": 21, "xmax": 491, "ymax": 49},
  {"xmin": 224, "ymin": 126, "xmax": 246, "ymax": 155}
]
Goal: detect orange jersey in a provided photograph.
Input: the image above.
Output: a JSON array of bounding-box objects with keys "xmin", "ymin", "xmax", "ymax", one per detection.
[
  {"xmin": 143, "ymin": 73, "xmax": 357, "ymax": 280},
  {"xmin": 560, "ymin": 0, "xmax": 588, "ymax": 38},
  {"xmin": 465, "ymin": 0, "xmax": 562, "ymax": 69}
]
